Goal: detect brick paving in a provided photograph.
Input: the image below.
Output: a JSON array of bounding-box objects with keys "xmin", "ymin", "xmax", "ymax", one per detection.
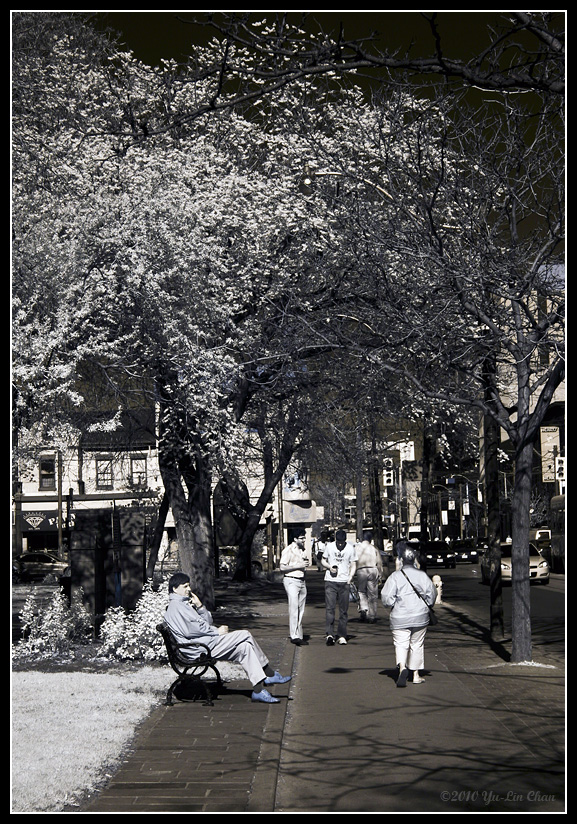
[{"xmin": 82, "ymin": 580, "xmax": 295, "ymax": 812}]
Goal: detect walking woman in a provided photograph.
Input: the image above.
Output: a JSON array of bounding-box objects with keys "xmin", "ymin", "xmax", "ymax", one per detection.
[{"xmin": 381, "ymin": 541, "xmax": 437, "ymax": 687}]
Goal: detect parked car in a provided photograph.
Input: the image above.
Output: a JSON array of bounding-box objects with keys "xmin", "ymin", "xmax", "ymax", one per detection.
[
  {"xmin": 14, "ymin": 551, "xmax": 69, "ymax": 582},
  {"xmin": 421, "ymin": 541, "xmax": 456, "ymax": 569},
  {"xmin": 529, "ymin": 527, "xmax": 552, "ymax": 565},
  {"xmin": 480, "ymin": 542, "xmax": 550, "ymax": 585},
  {"xmin": 451, "ymin": 539, "xmax": 480, "ymax": 564},
  {"xmin": 529, "ymin": 527, "xmax": 551, "ymax": 546}
]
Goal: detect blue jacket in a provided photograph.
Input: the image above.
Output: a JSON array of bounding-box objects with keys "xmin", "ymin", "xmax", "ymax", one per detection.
[{"xmin": 164, "ymin": 593, "xmax": 219, "ymax": 654}]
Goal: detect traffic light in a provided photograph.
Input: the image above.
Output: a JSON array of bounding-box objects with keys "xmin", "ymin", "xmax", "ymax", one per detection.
[
  {"xmin": 383, "ymin": 459, "xmax": 394, "ymax": 487},
  {"xmin": 555, "ymin": 456, "xmax": 565, "ymax": 481}
]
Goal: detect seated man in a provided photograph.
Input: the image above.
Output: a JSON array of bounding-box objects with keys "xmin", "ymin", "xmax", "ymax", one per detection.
[{"xmin": 164, "ymin": 572, "xmax": 291, "ymax": 704}]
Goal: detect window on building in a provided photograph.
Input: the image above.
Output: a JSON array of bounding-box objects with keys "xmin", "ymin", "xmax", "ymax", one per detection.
[
  {"xmin": 130, "ymin": 455, "xmax": 147, "ymax": 488},
  {"xmin": 96, "ymin": 456, "xmax": 114, "ymax": 490},
  {"xmin": 39, "ymin": 456, "xmax": 56, "ymax": 490}
]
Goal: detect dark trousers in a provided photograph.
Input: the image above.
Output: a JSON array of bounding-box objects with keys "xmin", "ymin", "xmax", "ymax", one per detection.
[{"xmin": 325, "ymin": 580, "xmax": 350, "ymax": 638}]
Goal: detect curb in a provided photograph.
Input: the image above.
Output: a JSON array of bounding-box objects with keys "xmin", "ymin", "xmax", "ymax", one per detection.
[{"xmin": 246, "ymin": 636, "xmax": 297, "ymax": 811}]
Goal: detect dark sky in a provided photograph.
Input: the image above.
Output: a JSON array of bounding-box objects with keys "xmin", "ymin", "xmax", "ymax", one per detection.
[{"xmin": 96, "ymin": 11, "xmax": 505, "ymax": 67}]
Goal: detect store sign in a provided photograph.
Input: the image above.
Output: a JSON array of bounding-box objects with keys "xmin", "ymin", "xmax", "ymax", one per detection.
[
  {"xmin": 21, "ymin": 511, "xmax": 76, "ymax": 531},
  {"xmin": 283, "ymin": 501, "xmax": 317, "ymax": 523}
]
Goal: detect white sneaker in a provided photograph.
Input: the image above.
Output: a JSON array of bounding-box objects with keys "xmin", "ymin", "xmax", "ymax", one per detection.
[{"xmin": 337, "ymin": 636, "xmax": 347, "ymax": 645}]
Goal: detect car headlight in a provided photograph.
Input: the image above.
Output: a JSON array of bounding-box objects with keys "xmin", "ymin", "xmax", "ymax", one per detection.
[
  {"xmin": 539, "ymin": 561, "xmax": 549, "ymax": 569},
  {"xmin": 501, "ymin": 562, "xmax": 511, "ymax": 570}
]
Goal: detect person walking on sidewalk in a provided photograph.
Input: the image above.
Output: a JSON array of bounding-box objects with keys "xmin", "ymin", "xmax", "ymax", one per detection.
[
  {"xmin": 322, "ymin": 529, "xmax": 357, "ymax": 645},
  {"xmin": 355, "ymin": 530, "xmax": 384, "ymax": 623},
  {"xmin": 380, "ymin": 541, "xmax": 437, "ymax": 687},
  {"xmin": 280, "ymin": 533, "xmax": 309, "ymax": 646},
  {"xmin": 164, "ymin": 572, "xmax": 291, "ymax": 704},
  {"xmin": 314, "ymin": 530, "xmax": 331, "ymax": 572}
]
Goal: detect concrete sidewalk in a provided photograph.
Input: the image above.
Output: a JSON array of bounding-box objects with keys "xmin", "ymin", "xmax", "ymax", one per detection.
[{"xmin": 82, "ymin": 571, "xmax": 565, "ymax": 813}]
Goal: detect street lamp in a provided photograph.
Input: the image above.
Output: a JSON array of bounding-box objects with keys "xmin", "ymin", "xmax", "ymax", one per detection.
[{"xmin": 298, "ymin": 164, "xmax": 314, "ymax": 194}]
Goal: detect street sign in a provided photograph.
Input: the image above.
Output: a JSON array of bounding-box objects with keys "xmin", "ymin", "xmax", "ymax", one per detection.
[{"xmin": 540, "ymin": 426, "xmax": 560, "ymax": 483}]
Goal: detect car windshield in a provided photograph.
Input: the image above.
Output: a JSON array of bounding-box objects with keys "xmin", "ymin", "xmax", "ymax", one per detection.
[{"xmin": 500, "ymin": 545, "xmax": 541, "ymax": 558}]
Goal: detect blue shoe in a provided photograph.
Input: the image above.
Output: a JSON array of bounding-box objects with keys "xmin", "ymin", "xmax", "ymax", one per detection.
[
  {"xmin": 251, "ymin": 688, "xmax": 281, "ymax": 703},
  {"xmin": 264, "ymin": 671, "xmax": 292, "ymax": 685}
]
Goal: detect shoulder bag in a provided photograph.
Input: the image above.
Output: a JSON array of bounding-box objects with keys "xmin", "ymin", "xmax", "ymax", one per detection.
[{"xmin": 400, "ymin": 569, "xmax": 438, "ymax": 625}]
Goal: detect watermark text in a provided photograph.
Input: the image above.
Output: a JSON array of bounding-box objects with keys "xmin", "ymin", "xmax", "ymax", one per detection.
[{"xmin": 440, "ymin": 789, "xmax": 557, "ymax": 806}]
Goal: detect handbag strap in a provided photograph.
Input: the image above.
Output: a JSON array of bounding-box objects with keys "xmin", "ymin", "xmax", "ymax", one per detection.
[{"xmin": 400, "ymin": 568, "xmax": 430, "ymax": 606}]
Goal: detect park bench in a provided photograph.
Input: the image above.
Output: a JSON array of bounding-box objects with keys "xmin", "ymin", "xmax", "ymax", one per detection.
[{"xmin": 156, "ymin": 622, "xmax": 223, "ymax": 706}]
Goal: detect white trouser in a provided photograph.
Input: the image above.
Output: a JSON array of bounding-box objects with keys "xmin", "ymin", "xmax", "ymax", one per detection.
[
  {"xmin": 283, "ymin": 576, "xmax": 307, "ymax": 640},
  {"xmin": 205, "ymin": 630, "xmax": 269, "ymax": 687},
  {"xmin": 356, "ymin": 567, "xmax": 379, "ymax": 619},
  {"xmin": 391, "ymin": 626, "xmax": 428, "ymax": 671}
]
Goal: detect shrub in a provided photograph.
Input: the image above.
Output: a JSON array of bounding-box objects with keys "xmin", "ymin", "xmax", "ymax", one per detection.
[
  {"xmin": 12, "ymin": 580, "xmax": 170, "ymax": 664},
  {"xmin": 97, "ymin": 580, "xmax": 168, "ymax": 662},
  {"xmin": 12, "ymin": 587, "xmax": 93, "ymax": 661}
]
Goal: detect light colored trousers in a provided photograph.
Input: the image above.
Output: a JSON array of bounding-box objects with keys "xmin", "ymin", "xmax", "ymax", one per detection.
[
  {"xmin": 283, "ymin": 576, "xmax": 307, "ymax": 640},
  {"xmin": 356, "ymin": 567, "xmax": 380, "ymax": 619},
  {"xmin": 204, "ymin": 629, "xmax": 269, "ymax": 687},
  {"xmin": 391, "ymin": 626, "xmax": 428, "ymax": 671}
]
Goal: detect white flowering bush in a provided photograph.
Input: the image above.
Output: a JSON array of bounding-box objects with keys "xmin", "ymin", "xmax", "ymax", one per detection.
[
  {"xmin": 98, "ymin": 580, "xmax": 168, "ymax": 662},
  {"xmin": 12, "ymin": 587, "xmax": 93, "ymax": 661}
]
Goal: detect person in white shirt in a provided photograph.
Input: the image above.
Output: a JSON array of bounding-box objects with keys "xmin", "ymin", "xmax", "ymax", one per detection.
[
  {"xmin": 355, "ymin": 531, "xmax": 384, "ymax": 623},
  {"xmin": 314, "ymin": 531, "xmax": 330, "ymax": 572},
  {"xmin": 280, "ymin": 534, "xmax": 309, "ymax": 646},
  {"xmin": 322, "ymin": 529, "xmax": 357, "ymax": 645}
]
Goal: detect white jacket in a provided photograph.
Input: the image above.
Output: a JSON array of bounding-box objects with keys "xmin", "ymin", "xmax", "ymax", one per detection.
[{"xmin": 381, "ymin": 565, "xmax": 437, "ymax": 629}]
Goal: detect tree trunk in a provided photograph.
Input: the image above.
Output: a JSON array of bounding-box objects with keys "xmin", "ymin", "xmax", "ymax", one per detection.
[
  {"xmin": 182, "ymin": 451, "xmax": 216, "ymax": 609},
  {"xmin": 369, "ymin": 457, "xmax": 384, "ymax": 551},
  {"xmin": 356, "ymin": 470, "xmax": 364, "ymax": 541},
  {"xmin": 419, "ymin": 423, "xmax": 434, "ymax": 541},
  {"xmin": 236, "ymin": 506, "xmax": 267, "ymax": 579},
  {"xmin": 482, "ymin": 354, "xmax": 504, "ymax": 641},
  {"xmin": 233, "ymin": 420, "xmax": 300, "ymax": 580},
  {"xmin": 158, "ymin": 445, "xmax": 216, "ymax": 610},
  {"xmin": 510, "ymin": 439, "xmax": 534, "ymax": 662},
  {"xmin": 484, "ymin": 410, "xmax": 504, "ymax": 641},
  {"xmin": 145, "ymin": 491, "xmax": 169, "ymax": 580}
]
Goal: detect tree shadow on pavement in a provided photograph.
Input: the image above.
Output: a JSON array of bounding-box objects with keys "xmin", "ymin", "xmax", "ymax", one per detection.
[{"xmin": 442, "ymin": 604, "xmax": 511, "ymax": 662}]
